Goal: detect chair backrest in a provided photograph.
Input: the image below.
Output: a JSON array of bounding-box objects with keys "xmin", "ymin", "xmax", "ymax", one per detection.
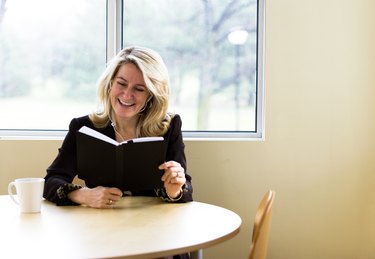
[{"xmin": 248, "ymin": 190, "xmax": 276, "ymax": 259}]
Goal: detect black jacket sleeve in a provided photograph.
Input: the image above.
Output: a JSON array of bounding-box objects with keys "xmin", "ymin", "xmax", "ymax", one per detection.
[
  {"xmin": 43, "ymin": 117, "xmax": 88, "ymax": 205},
  {"xmin": 156, "ymin": 114, "xmax": 193, "ymax": 202}
]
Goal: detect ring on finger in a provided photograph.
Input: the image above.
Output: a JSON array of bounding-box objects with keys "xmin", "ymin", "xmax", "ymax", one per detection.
[{"xmin": 109, "ymin": 199, "xmax": 113, "ymax": 204}]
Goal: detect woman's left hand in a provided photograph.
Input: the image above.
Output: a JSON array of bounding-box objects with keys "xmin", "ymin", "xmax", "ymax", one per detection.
[{"xmin": 159, "ymin": 161, "xmax": 186, "ymax": 199}]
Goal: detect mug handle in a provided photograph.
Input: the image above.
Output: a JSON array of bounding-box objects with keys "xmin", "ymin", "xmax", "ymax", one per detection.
[{"xmin": 8, "ymin": 182, "xmax": 19, "ymax": 205}]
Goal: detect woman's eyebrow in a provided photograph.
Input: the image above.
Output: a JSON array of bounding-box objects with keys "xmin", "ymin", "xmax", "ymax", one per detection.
[
  {"xmin": 116, "ymin": 76, "xmax": 146, "ymax": 88},
  {"xmin": 115, "ymin": 76, "xmax": 127, "ymax": 82}
]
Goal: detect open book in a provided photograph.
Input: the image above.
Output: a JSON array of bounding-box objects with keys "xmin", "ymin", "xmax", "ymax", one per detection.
[{"xmin": 76, "ymin": 126, "xmax": 166, "ymax": 191}]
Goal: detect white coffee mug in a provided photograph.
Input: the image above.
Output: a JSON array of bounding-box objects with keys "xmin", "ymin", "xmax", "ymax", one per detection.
[{"xmin": 8, "ymin": 178, "xmax": 45, "ymax": 213}]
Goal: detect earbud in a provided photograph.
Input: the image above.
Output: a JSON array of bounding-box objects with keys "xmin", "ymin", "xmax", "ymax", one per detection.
[{"xmin": 109, "ymin": 113, "xmax": 115, "ymax": 127}]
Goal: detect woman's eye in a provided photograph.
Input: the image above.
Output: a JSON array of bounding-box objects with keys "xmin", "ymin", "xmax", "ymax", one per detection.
[{"xmin": 135, "ymin": 88, "xmax": 145, "ymax": 92}]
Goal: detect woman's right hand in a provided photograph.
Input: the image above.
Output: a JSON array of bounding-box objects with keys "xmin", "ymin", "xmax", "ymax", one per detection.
[{"xmin": 68, "ymin": 186, "xmax": 123, "ymax": 208}]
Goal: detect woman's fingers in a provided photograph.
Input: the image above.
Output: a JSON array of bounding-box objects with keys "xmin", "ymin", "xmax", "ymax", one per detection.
[{"xmin": 86, "ymin": 186, "xmax": 123, "ymax": 208}]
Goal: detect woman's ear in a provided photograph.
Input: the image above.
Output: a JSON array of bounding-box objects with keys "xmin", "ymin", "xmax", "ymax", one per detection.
[{"xmin": 107, "ymin": 81, "xmax": 113, "ymax": 94}]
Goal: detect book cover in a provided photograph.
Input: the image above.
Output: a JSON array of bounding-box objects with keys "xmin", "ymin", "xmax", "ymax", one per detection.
[{"xmin": 76, "ymin": 126, "xmax": 166, "ymax": 191}]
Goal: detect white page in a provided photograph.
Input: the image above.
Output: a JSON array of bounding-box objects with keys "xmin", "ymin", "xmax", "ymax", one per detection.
[
  {"xmin": 131, "ymin": 136, "xmax": 163, "ymax": 143},
  {"xmin": 79, "ymin": 126, "xmax": 119, "ymax": 146},
  {"xmin": 78, "ymin": 126, "xmax": 163, "ymax": 145}
]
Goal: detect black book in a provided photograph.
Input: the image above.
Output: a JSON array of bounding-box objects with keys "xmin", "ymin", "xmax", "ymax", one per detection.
[{"xmin": 76, "ymin": 126, "xmax": 166, "ymax": 191}]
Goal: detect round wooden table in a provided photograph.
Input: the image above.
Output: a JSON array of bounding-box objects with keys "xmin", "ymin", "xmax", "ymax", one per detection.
[{"xmin": 0, "ymin": 195, "xmax": 241, "ymax": 259}]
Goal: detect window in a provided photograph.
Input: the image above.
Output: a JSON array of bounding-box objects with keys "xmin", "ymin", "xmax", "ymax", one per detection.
[
  {"xmin": 0, "ymin": 0, "xmax": 106, "ymax": 132},
  {"xmin": 0, "ymin": 0, "xmax": 265, "ymax": 139}
]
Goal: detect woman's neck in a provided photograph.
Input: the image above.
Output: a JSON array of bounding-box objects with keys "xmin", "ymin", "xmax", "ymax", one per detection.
[{"xmin": 112, "ymin": 118, "xmax": 138, "ymax": 141}]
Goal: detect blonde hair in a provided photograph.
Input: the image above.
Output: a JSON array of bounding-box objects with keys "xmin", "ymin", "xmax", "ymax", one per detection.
[{"xmin": 89, "ymin": 46, "xmax": 172, "ymax": 137}]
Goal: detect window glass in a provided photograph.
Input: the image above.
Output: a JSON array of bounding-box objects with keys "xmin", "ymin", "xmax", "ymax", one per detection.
[
  {"xmin": 0, "ymin": 0, "xmax": 105, "ymax": 130},
  {"xmin": 123, "ymin": 0, "xmax": 258, "ymax": 131},
  {"xmin": 0, "ymin": 0, "xmax": 263, "ymax": 137}
]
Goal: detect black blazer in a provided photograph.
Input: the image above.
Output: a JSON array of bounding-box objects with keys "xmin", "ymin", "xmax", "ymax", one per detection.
[{"xmin": 44, "ymin": 114, "xmax": 193, "ymax": 205}]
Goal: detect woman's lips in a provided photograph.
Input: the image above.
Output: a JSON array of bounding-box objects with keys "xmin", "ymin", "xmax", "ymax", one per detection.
[{"xmin": 118, "ymin": 99, "xmax": 135, "ymax": 107}]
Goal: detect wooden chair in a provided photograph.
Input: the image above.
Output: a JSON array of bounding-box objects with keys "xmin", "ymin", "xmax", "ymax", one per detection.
[{"xmin": 248, "ymin": 190, "xmax": 276, "ymax": 259}]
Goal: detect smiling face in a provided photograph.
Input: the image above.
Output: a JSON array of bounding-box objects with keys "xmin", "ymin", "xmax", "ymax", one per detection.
[{"xmin": 110, "ymin": 63, "xmax": 151, "ymax": 123}]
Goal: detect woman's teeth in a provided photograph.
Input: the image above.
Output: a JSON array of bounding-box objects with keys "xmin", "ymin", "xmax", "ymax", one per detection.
[{"xmin": 119, "ymin": 99, "xmax": 134, "ymax": 106}]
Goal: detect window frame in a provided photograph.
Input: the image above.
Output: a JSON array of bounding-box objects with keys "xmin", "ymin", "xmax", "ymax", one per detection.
[{"xmin": 0, "ymin": 0, "xmax": 265, "ymax": 141}]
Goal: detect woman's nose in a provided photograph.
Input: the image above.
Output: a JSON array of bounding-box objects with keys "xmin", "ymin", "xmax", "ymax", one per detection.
[{"xmin": 121, "ymin": 87, "xmax": 133, "ymax": 98}]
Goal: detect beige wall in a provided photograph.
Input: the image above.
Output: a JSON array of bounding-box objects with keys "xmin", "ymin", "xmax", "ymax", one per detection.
[{"xmin": 1, "ymin": 0, "xmax": 375, "ymax": 258}]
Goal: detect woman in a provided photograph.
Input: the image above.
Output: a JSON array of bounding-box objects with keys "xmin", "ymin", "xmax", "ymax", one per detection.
[{"xmin": 44, "ymin": 46, "xmax": 193, "ymax": 208}]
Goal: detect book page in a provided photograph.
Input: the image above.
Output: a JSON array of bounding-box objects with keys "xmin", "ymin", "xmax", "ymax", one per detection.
[
  {"xmin": 79, "ymin": 126, "xmax": 119, "ymax": 145},
  {"xmin": 128, "ymin": 136, "xmax": 163, "ymax": 143},
  {"xmin": 79, "ymin": 126, "xmax": 164, "ymax": 145}
]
